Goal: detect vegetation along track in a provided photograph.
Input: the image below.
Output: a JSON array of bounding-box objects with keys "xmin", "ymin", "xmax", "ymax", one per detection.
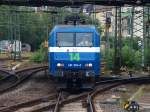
[{"xmin": 0, "ymin": 65, "xmax": 48, "ymax": 94}]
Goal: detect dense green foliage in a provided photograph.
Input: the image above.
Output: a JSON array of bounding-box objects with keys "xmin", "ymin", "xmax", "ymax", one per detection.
[
  {"xmin": 0, "ymin": 6, "xmax": 52, "ymax": 50},
  {"xmin": 105, "ymin": 49, "xmax": 114, "ymax": 69},
  {"xmin": 0, "ymin": 6, "xmax": 101, "ymax": 51},
  {"xmin": 30, "ymin": 44, "xmax": 48, "ymax": 62},
  {"xmin": 121, "ymin": 45, "xmax": 134, "ymax": 67},
  {"xmin": 103, "ymin": 36, "xmax": 150, "ymax": 69},
  {"xmin": 145, "ymin": 48, "xmax": 150, "ymax": 66}
]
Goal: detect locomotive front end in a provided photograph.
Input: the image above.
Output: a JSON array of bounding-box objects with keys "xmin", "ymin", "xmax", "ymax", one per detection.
[{"xmin": 49, "ymin": 25, "xmax": 100, "ymax": 88}]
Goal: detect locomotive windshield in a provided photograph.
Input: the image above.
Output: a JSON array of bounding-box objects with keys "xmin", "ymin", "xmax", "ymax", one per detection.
[
  {"xmin": 57, "ymin": 32, "xmax": 93, "ymax": 47},
  {"xmin": 76, "ymin": 33, "xmax": 93, "ymax": 47},
  {"xmin": 57, "ymin": 33, "xmax": 74, "ymax": 47}
]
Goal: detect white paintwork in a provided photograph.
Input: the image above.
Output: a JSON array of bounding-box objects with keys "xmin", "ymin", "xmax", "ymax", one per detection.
[{"xmin": 48, "ymin": 47, "xmax": 100, "ymax": 53}]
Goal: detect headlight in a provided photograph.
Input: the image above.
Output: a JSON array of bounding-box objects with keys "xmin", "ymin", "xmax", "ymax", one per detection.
[
  {"xmin": 88, "ymin": 63, "xmax": 92, "ymax": 67},
  {"xmin": 85, "ymin": 63, "xmax": 92, "ymax": 68},
  {"xmin": 57, "ymin": 63, "xmax": 64, "ymax": 67}
]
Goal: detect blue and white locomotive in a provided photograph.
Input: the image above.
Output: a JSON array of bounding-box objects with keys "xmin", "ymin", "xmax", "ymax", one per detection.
[{"xmin": 48, "ymin": 25, "xmax": 100, "ymax": 88}]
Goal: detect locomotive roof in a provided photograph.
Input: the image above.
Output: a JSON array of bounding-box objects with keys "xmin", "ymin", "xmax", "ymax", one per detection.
[
  {"xmin": 51, "ymin": 25, "xmax": 99, "ymax": 34},
  {"xmin": 54, "ymin": 25, "xmax": 95, "ymax": 28},
  {"xmin": 53, "ymin": 25, "xmax": 97, "ymax": 30},
  {"xmin": 55, "ymin": 25, "xmax": 95, "ymax": 28}
]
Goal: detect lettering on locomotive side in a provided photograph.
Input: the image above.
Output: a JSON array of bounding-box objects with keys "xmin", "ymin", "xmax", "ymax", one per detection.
[
  {"xmin": 68, "ymin": 64, "xmax": 82, "ymax": 67},
  {"xmin": 69, "ymin": 53, "xmax": 80, "ymax": 61}
]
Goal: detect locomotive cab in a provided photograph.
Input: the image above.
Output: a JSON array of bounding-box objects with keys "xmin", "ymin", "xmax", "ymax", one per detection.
[{"xmin": 48, "ymin": 25, "xmax": 100, "ymax": 88}]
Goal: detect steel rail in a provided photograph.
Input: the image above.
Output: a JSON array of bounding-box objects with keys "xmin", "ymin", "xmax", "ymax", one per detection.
[
  {"xmin": 96, "ymin": 76, "xmax": 150, "ymax": 85},
  {"xmin": 0, "ymin": 69, "xmax": 15, "ymax": 82},
  {"xmin": 0, "ymin": 69, "xmax": 11, "ymax": 75},
  {"xmin": 0, "ymin": 93, "xmax": 57, "ymax": 112},
  {"xmin": 87, "ymin": 76, "xmax": 150, "ymax": 112},
  {"xmin": 0, "ymin": 65, "xmax": 48, "ymax": 94},
  {"xmin": 87, "ymin": 82, "xmax": 124, "ymax": 112},
  {"xmin": 29, "ymin": 76, "xmax": 150, "ymax": 112},
  {"xmin": 0, "ymin": 74, "xmax": 148, "ymax": 112},
  {"xmin": 15, "ymin": 65, "xmax": 48, "ymax": 74},
  {"xmin": 87, "ymin": 93, "xmax": 94, "ymax": 112},
  {"xmin": 54, "ymin": 92, "xmax": 62, "ymax": 112}
]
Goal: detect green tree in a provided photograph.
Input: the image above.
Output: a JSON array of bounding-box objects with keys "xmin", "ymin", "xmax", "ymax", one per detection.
[
  {"xmin": 121, "ymin": 45, "xmax": 134, "ymax": 68},
  {"xmin": 30, "ymin": 43, "xmax": 48, "ymax": 62},
  {"xmin": 145, "ymin": 48, "xmax": 150, "ymax": 66},
  {"xmin": 134, "ymin": 50, "xmax": 142, "ymax": 68},
  {"xmin": 105, "ymin": 48, "xmax": 114, "ymax": 69}
]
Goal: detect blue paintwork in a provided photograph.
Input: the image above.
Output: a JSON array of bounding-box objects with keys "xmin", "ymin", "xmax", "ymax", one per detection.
[{"xmin": 48, "ymin": 25, "xmax": 101, "ymax": 77}]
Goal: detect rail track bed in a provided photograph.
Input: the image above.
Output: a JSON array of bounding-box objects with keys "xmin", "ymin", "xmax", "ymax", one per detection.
[
  {"xmin": 0, "ymin": 94, "xmax": 57, "ymax": 112},
  {"xmin": 0, "ymin": 69, "xmax": 11, "ymax": 77},
  {"xmin": 0, "ymin": 66, "xmax": 57, "ymax": 110},
  {"xmin": 52, "ymin": 76, "xmax": 150, "ymax": 112},
  {"xmin": 0, "ymin": 65, "xmax": 149, "ymax": 112},
  {"xmin": 53, "ymin": 84, "xmax": 150, "ymax": 112},
  {"xmin": 0, "ymin": 65, "xmax": 48, "ymax": 94},
  {"xmin": 93, "ymin": 84, "xmax": 137, "ymax": 112}
]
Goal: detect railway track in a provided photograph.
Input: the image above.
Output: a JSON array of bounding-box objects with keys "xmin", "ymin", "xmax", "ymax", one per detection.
[
  {"xmin": 0, "ymin": 67, "xmax": 149, "ymax": 112},
  {"xmin": 86, "ymin": 76, "xmax": 150, "ymax": 112},
  {"xmin": 0, "ymin": 93, "xmax": 57, "ymax": 112},
  {"xmin": 0, "ymin": 83, "xmax": 131, "ymax": 112},
  {"xmin": 0, "ymin": 68, "xmax": 12, "ymax": 80},
  {"xmin": 46, "ymin": 76, "xmax": 150, "ymax": 112},
  {"xmin": 0, "ymin": 91, "xmax": 69, "ymax": 112},
  {"xmin": 0, "ymin": 69, "xmax": 11, "ymax": 74},
  {"xmin": 96, "ymin": 75, "xmax": 150, "ymax": 85},
  {"xmin": 50, "ymin": 82, "xmax": 125, "ymax": 112},
  {"xmin": 0, "ymin": 65, "xmax": 48, "ymax": 94},
  {"xmin": 54, "ymin": 92, "xmax": 62, "ymax": 112}
]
